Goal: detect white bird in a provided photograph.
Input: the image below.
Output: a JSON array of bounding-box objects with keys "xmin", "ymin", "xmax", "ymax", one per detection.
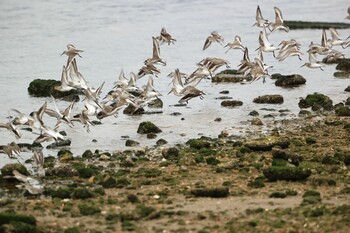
[
  {"xmin": 224, "ymin": 36, "xmax": 245, "ymax": 53},
  {"xmin": 328, "ymin": 28, "xmax": 346, "ymax": 47},
  {"xmin": 61, "ymin": 44, "xmax": 84, "ymax": 67},
  {"xmin": 258, "ymin": 26, "xmax": 280, "ymax": 57},
  {"xmin": 156, "ymin": 27, "xmax": 176, "ymax": 45},
  {"xmin": 252, "ymin": 5, "xmax": 268, "ymax": 27},
  {"xmin": 144, "ymin": 37, "xmax": 166, "ymax": 66},
  {"xmin": 12, "ymin": 170, "xmax": 44, "ymax": 195},
  {"xmin": 203, "ymin": 31, "xmax": 224, "ymax": 50},
  {"xmin": 268, "ymin": 7, "xmax": 289, "ymax": 33},
  {"xmin": 301, "ymin": 52, "xmax": 324, "ymax": 71}
]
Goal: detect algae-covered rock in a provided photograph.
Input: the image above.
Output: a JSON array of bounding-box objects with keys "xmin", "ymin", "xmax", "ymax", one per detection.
[
  {"xmin": 212, "ymin": 69, "xmax": 251, "ymax": 83},
  {"xmin": 253, "ymin": 95, "xmax": 284, "ymax": 104},
  {"xmin": 186, "ymin": 138, "xmax": 211, "ymax": 150},
  {"xmin": 1, "ymin": 163, "xmax": 29, "ymax": 176},
  {"xmin": 298, "ymin": 93, "xmax": 333, "ymax": 111},
  {"xmin": 148, "ymin": 98, "xmax": 163, "ymax": 108},
  {"xmin": 251, "ymin": 117, "xmax": 263, "ymax": 126},
  {"xmin": 191, "ymin": 187, "xmax": 229, "ymax": 198},
  {"xmin": 57, "ymin": 149, "xmax": 74, "ymax": 163},
  {"xmin": 221, "ymin": 100, "xmax": 243, "ymax": 108},
  {"xmin": 28, "ymin": 78, "xmax": 78, "ymax": 98},
  {"xmin": 263, "ymin": 166, "xmax": 311, "ymax": 181},
  {"xmin": 137, "ymin": 121, "xmax": 162, "ymax": 134},
  {"xmin": 82, "ymin": 150, "xmax": 94, "ymax": 159},
  {"xmin": 244, "ymin": 136, "xmax": 290, "ymax": 151},
  {"xmin": 162, "ymin": 147, "xmax": 179, "ymax": 160},
  {"xmin": 123, "ymin": 104, "xmax": 144, "ymax": 115},
  {"xmin": 0, "ymin": 212, "xmax": 36, "ymax": 225},
  {"xmin": 335, "ymin": 58, "xmax": 350, "ymax": 71},
  {"xmin": 335, "ymin": 105, "xmax": 350, "ymax": 116},
  {"xmin": 273, "ymin": 73, "xmax": 306, "ymax": 87},
  {"xmin": 46, "ymin": 139, "xmax": 71, "ymax": 149},
  {"xmin": 284, "ymin": 20, "xmax": 350, "ymax": 30},
  {"xmin": 125, "ymin": 139, "xmax": 140, "ymax": 147},
  {"xmin": 301, "ymin": 190, "xmax": 322, "ymax": 205}
]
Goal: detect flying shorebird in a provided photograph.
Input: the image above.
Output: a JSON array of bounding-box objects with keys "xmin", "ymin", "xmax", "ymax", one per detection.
[
  {"xmin": 0, "ymin": 121, "xmax": 21, "ymax": 139},
  {"xmin": 257, "ymin": 26, "xmax": 280, "ymax": 57},
  {"xmin": 44, "ymin": 95, "xmax": 75, "ymax": 127},
  {"xmin": 301, "ymin": 52, "xmax": 324, "ymax": 71},
  {"xmin": 54, "ymin": 66, "xmax": 77, "ymax": 92},
  {"xmin": 203, "ymin": 31, "xmax": 224, "ymax": 50},
  {"xmin": 268, "ymin": 7, "xmax": 289, "ymax": 33},
  {"xmin": 224, "ymin": 36, "xmax": 245, "ymax": 53},
  {"xmin": 345, "ymin": 6, "xmax": 350, "ymax": 20},
  {"xmin": 252, "ymin": 5, "xmax": 268, "ymax": 27},
  {"xmin": 61, "ymin": 44, "xmax": 84, "ymax": 67},
  {"xmin": 156, "ymin": 27, "xmax": 176, "ymax": 45},
  {"xmin": 0, "ymin": 142, "xmax": 21, "ymax": 159},
  {"xmin": 12, "ymin": 170, "xmax": 44, "ymax": 195},
  {"xmin": 328, "ymin": 28, "xmax": 346, "ymax": 47},
  {"xmin": 144, "ymin": 37, "xmax": 166, "ymax": 66}
]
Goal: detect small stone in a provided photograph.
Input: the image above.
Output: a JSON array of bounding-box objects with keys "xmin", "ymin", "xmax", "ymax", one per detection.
[
  {"xmin": 99, "ymin": 154, "xmax": 110, "ymax": 161},
  {"xmin": 147, "ymin": 133, "xmax": 157, "ymax": 139},
  {"xmin": 219, "ymin": 90, "xmax": 229, "ymax": 94},
  {"xmin": 1, "ymin": 163, "xmax": 29, "ymax": 176},
  {"xmin": 249, "ymin": 110, "xmax": 259, "ymax": 116},
  {"xmin": 214, "ymin": 117, "xmax": 222, "ymax": 122},
  {"xmin": 137, "ymin": 121, "xmax": 162, "ymax": 134},
  {"xmin": 253, "ymin": 95, "xmax": 284, "ymax": 104},
  {"xmin": 57, "ymin": 150, "xmax": 74, "ymax": 163},
  {"xmin": 273, "ymin": 73, "xmax": 306, "ymax": 87},
  {"xmin": 46, "ymin": 139, "xmax": 71, "ymax": 149},
  {"xmin": 125, "ymin": 139, "xmax": 140, "ymax": 147},
  {"xmin": 82, "ymin": 150, "xmax": 94, "ymax": 159},
  {"xmin": 251, "ymin": 118, "xmax": 263, "ymax": 126},
  {"xmin": 221, "ymin": 100, "xmax": 243, "ymax": 107},
  {"xmin": 170, "ymin": 112, "xmax": 182, "ymax": 116},
  {"xmin": 148, "ymin": 98, "xmax": 163, "ymax": 108},
  {"xmin": 156, "ymin": 139, "xmax": 168, "ymax": 146},
  {"xmin": 162, "ymin": 147, "xmax": 179, "ymax": 160},
  {"xmin": 335, "ymin": 58, "xmax": 350, "ymax": 71}
]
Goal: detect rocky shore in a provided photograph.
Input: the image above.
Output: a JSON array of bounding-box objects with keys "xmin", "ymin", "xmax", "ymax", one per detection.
[{"xmin": 1, "ymin": 110, "xmax": 350, "ymax": 232}]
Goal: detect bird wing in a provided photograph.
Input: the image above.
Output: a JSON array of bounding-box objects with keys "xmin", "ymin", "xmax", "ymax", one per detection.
[
  {"xmin": 329, "ymin": 28, "xmax": 341, "ymax": 40},
  {"xmin": 274, "ymin": 7, "xmax": 284, "ymax": 24},
  {"xmin": 203, "ymin": 36, "xmax": 212, "ymax": 50}
]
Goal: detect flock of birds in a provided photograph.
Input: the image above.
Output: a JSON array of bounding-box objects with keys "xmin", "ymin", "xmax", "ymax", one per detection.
[{"xmin": 1, "ymin": 5, "xmax": 350, "ymax": 194}]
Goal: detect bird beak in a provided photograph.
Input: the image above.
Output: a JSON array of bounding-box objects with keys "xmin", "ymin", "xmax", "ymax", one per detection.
[{"xmin": 300, "ymin": 64, "xmax": 305, "ymax": 68}]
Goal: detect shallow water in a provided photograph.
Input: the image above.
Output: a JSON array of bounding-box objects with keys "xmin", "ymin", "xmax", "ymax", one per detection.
[{"xmin": 0, "ymin": 0, "xmax": 350, "ymax": 166}]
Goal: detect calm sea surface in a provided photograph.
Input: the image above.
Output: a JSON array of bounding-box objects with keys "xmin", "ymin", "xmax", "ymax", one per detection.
[{"xmin": 0, "ymin": 0, "xmax": 349, "ymax": 166}]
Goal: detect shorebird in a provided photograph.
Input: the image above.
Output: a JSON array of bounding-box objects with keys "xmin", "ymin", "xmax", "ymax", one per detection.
[
  {"xmin": 224, "ymin": 36, "xmax": 245, "ymax": 53},
  {"xmin": 144, "ymin": 37, "xmax": 166, "ymax": 66},
  {"xmin": 328, "ymin": 28, "xmax": 346, "ymax": 47},
  {"xmin": 0, "ymin": 121, "xmax": 21, "ymax": 139},
  {"xmin": 113, "ymin": 69, "xmax": 129, "ymax": 89},
  {"xmin": 342, "ymin": 40, "xmax": 350, "ymax": 49},
  {"xmin": 198, "ymin": 57, "xmax": 230, "ymax": 73},
  {"xmin": 72, "ymin": 110, "xmax": 94, "ymax": 132},
  {"xmin": 322, "ymin": 50, "xmax": 345, "ymax": 63},
  {"xmin": 0, "ymin": 142, "xmax": 21, "ymax": 159},
  {"xmin": 186, "ymin": 65, "xmax": 213, "ymax": 86},
  {"xmin": 277, "ymin": 45, "xmax": 303, "ymax": 61},
  {"xmin": 138, "ymin": 63, "xmax": 161, "ymax": 79},
  {"xmin": 140, "ymin": 76, "xmax": 162, "ymax": 100},
  {"xmin": 203, "ymin": 31, "xmax": 224, "ymax": 50},
  {"xmin": 32, "ymin": 150, "xmax": 45, "ymax": 178},
  {"xmin": 67, "ymin": 58, "xmax": 88, "ymax": 90},
  {"xmin": 12, "ymin": 170, "xmax": 44, "ymax": 195},
  {"xmin": 156, "ymin": 27, "xmax": 176, "ymax": 45},
  {"xmin": 11, "ymin": 109, "xmax": 34, "ymax": 126},
  {"xmin": 301, "ymin": 52, "xmax": 324, "ymax": 71},
  {"xmin": 44, "ymin": 95, "xmax": 75, "ymax": 127},
  {"xmin": 168, "ymin": 69, "xmax": 205, "ymax": 103},
  {"xmin": 307, "ymin": 30, "xmax": 331, "ymax": 55},
  {"xmin": 257, "ymin": 26, "xmax": 280, "ymax": 57},
  {"xmin": 61, "ymin": 44, "xmax": 84, "ymax": 67},
  {"xmin": 54, "ymin": 66, "xmax": 77, "ymax": 92},
  {"xmin": 345, "ymin": 6, "xmax": 350, "ymax": 20},
  {"xmin": 268, "ymin": 7, "xmax": 289, "ymax": 33},
  {"xmin": 252, "ymin": 5, "xmax": 268, "ymax": 27},
  {"xmin": 96, "ymin": 103, "xmax": 124, "ymax": 120},
  {"xmin": 250, "ymin": 58, "xmax": 271, "ymax": 83}
]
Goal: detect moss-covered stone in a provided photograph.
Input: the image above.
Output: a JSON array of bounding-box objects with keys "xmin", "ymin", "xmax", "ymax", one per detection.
[
  {"xmin": 335, "ymin": 58, "xmax": 350, "ymax": 71},
  {"xmin": 335, "ymin": 105, "xmax": 350, "ymax": 116},
  {"xmin": 273, "ymin": 74, "xmax": 306, "ymax": 87},
  {"xmin": 82, "ymin": 150, "xmax": 94, "ymax": 159},
  {"xmin": 77, "ymin": 167, "xmax": 96, "ymax": 178},
  {"xmin": 101, "ymin": 176, "xmax": 117, "ymax": 188},
  {"xmin": 212, "ymin": 69, "xmax": 251, "ymax": 83},
  {"xmin": 221, "ymin": 100, "xmax": 243, "ymax": 108},
  {"xmin": 247, "ymin": 178, "xmax": 265, "ymax": 188},
  {"xmin": 301, "ymin": 190, "xmax": 322, "ymax": 205},
  {"xmin": 78, "ymin": 203, "xmax": 101, "ymax": 216},
  {"xmin": 47, "ymin": 139, "xmax": 71, "ymax": 149},
  {"xmin": 44, "ymin": 187, "xmax": 72, "ymax": 199},
  {"xmin": 137, "ymin": 121, "xmax": 162, "ymax": 134},
  {"xmin": 162, "ymin": 147, "xmax": 179, "ymax": 160},
  {"xmin": 205, "ymin": 156, "xmax": 220, "ymax": 165},
  {"xmin": 57, "ymin": 149, "xmax": 74, "ymax": 163},
  {"xmin": 125, "ymin": 139, "xmax": 140, "ymax": 147},
  {"xmin": 1, "ymin": 163, "xmax": 29, "ymax": 176},
  {"xmin": 135, "ymin": 204, "xmax": 156, "ymax": 219},
  {"xmin": 253, "ymin": 95, "xmax": 284, "ymax": 104},
  {"xmin": 27, "ymin": 79, "xmax": 59, "ymax": 97},
  {"xmin": 298, "ymin": 93, "xmax": 333, "ymax": 111},
  {"xmin": 186, "ymin": 138, "xmax": 211, "ymax": 150},
  {"xmin": 284, "ymin": 20, "xmax": 350, "ymax": 30},
  {"xmin": 191, "ymin": 187, "xmax": 229, "ymax": 198},
  {"xmin": 244, "ymin": 136, "xmax": 290, "ymax": 151},
  {"xmin": 71, "ymin": 187, "xmax": 94, "ymax": 199},
  {"xmin": 269, "ymin": 192, "xmax": 287, "ymax": 198},
  {"xmin": 263, "ymin": 166, "xmax": 311, "ymax": 181},
  {"xmin": 0, "ymin": 213, "xmax": 36, "ymax": 225}
]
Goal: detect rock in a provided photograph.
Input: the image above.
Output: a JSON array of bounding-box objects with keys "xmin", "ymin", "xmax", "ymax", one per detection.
[
  {"xmin": 212, "ymin": 69, "xmax": 252, "ymax": 83},
  {"xmin": 333, "ymin": 71, "xmax": 350, "ymax": 78},
  {"xmin": 298, "ymin": 93, "xmax": 333, "ymax": 111},
  {"xmin": 123, "ymin": 104, "xmax": 144, "ymax": 115},
  {"xmin": 186, "ymin": 138, "xmax": 211, "ymax": 150},
  {"xmin": 335, "ymin": 105, "xmax": 350, "ymax": 116},
  {"xmin": 244, "ymin": 136, "xmax": 290, "ymax": 151},
  {"xmin": 191, "ymin": 187, "xmax": 229, "ymax": 198},
  {"xmin": 221, "ymin": 100, "xmax": 243, "ymax": 107},
  {"xmin": 147, "ymin": 133, "xmax": 157, "ymax": 139},
  {"xmin": 284, "ymin": 20, "xmax": 350, "ymax": 30},
  {"xmin": 46, "ymin": 139, "xmax": 71, "ymax": 149},
  {"xmin": 99, "ymin": 154, "xmax": 110, "ymax": 161},
  {"xmin": 57, "ymin": 149, "xmax": 74, "ymax": 163},
  {"xmin": 82, "ymin": 150, "xmax": 94, "ymax": 159},
  {"xmin": 49, "ymin": 165, "xmax": 78, "ymax": 177},
  {"xmin": 1, "ymin": 163, "xmax": 29, "ymax": 176},
  {"xmin": 148, "ymin": 98, "xmax": 163, "ymax": 108},
  {"xmin": 156, "ymin": 139, "xmax": 168, "ymax": 146},
  {"xmin": 170, "ymin": 112, "xmax": 182, "ymax": 116},
  {"xmin": 248, "ymin": 110, "xmax": 259, "ymax": 116},
  {"xmin": 298, "ymin": 110, "xmax": 312, "ymax": 117},
  {"xmin": 214, "ymin": 117, "xmax": 222, "ymax": 122},
  {"xmin": 335, "ymin": 58, "xmax": 350, "ymax": 71},
  {"xmin": 344, "ymin": 85, "xmax": 350, "ymax": 92},
  {"xmin": 345, "ymin": 97, "xmax": 350, "ymax": 106},
  {"xmin": 162, "ymin": 147, "xmax": 179, "ymax": 160},
  {"xmin": 219, "ymin": 90, "xmax": 229, "ymax": 94},
  {"xmin": 251, "ymin": 117, "xmax": 263, "ymax": 126},
  {"xmin": 27, "ymin": 78, "xmax": 79, "ymax": 98},
  {"xmin": 253, "ymin": 95, "xmax": 284, "ymax": 104},
  {"xmin": 263, "ymin": 166, "xmax": 311, "ymax": 181},
  {"xmin": 137, "ymin": 121, "xmax": 162, "ymax": 134},
  {"xmin": 125, "ymin": 139, "xmax": 140, "ymax": 147},
  {"xmin": 272, "ymin": 149, "xmax": 301, "ymax": 166},
  {"xmin": 301, "ymin": 190, "xmax": 322, "ymax": 205},
  {"xmin": 273, "ymin": 73, "xmax": 306, "ymax": 87}
]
